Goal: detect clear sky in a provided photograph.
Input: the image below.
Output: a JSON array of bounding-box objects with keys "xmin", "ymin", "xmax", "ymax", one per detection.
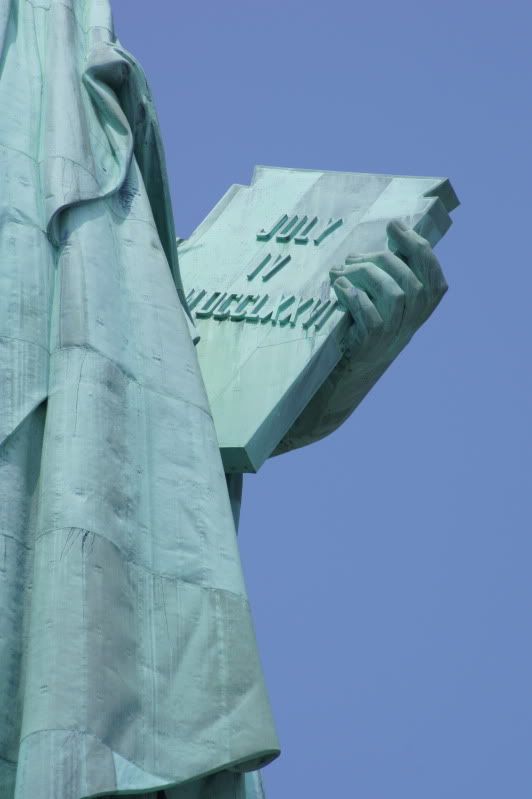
[{"xmin": 112, "ymin": 2, "xmax": 531, "ymax": 796}]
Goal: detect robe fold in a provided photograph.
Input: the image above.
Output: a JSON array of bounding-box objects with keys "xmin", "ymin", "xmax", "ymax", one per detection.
[{"xmin": 0, "ymin": 2, "xmax": 279, "ymax": 797}]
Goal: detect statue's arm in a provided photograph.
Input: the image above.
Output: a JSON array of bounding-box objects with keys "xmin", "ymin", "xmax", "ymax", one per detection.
[{"xmin": 273, "ymin": 221, "xmax": 448, "ymax": 455}]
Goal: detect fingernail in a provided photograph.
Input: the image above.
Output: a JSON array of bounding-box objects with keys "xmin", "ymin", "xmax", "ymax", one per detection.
[
  {"xmin": 334, "ymin": 276, "xmax": 351, "ymax": 290},
  {"xmin": 390, "ymin": 219, "xmax": 407, "ymax": 231}
]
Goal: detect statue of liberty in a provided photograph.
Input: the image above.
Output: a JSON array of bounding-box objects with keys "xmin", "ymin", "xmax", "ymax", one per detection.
[{"xmin": 0, "ymin": 2, "xmax": 456, "ymax": 797}]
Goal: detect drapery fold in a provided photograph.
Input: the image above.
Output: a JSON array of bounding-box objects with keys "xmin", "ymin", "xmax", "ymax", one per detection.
[{"xmin": 0, "ymin": 2, "xmax": 279, "ymax": 797}]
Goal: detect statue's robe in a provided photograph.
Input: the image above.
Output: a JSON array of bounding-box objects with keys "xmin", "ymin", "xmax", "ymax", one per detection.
[{"xmin": 0, "ymin": 1, "xmax": 279, "ymax": 797}]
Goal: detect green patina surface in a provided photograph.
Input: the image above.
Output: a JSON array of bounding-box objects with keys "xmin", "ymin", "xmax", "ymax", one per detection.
[
  {"xmin": 179, "ymin": 166, "xmax": 457, "ymax": 472},
  {"xmin": 0, "ymin": 2, "xmax": 275, "ymax": 798},
  {"xmin": 0, "ymin": 1, "xmax": 457, "ymax": 798}
]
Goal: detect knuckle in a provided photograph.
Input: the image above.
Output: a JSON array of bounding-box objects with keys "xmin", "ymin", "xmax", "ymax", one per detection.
[
  {"xmin": 416, "ymin": 239, "xmax": 432, "ymax": 260},
  {"xmin": 409, "ymin": 278, "xmax": 424, "ymax": 303},
  {"xmin": 389, "ymin": 295, "xmax": 406, "ymax": 322},
  {"xmin": 389, "ymin": 284, "xmax": 405, "ymax": 303},
  {"xmin": 381, "ymin": 251, "xmax": 398, "ymax": 269},
  {"xmin": 369, "ymin": 314, "xmax": 385, "ymax": 335},
  {"xmin": 356, "ymin": 263, "xmax": 372, "ymax": 281},
  {"xmin": 437, "ymin": 277, "xmax": 448, "ymax": 297},
  {"xmin": 390, "ymin": 295, "xmax": 406, "ymax": 327},
  {"xmin": 428, "ymin": 265, "xmax": 448, "ymax": 299}
]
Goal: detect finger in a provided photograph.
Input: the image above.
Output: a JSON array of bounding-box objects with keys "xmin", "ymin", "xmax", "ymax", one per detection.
[
  {"xmin": 386, "ymin": 219, "xmax": 429, "ymax": 257},
  {"xmin": 332, "ymin": 277, "xmax": 383, "ymax": 349},
  {"xmin": 345, "ymin": 250, "xmax": 424, "ymax": 311},
  {"xmin": 386, "ymin": 220, "xmax": 448, "ymax": 297},
  {"xmin": 331, "ymin": 262, "xmax": 405, "ymax": 336}
]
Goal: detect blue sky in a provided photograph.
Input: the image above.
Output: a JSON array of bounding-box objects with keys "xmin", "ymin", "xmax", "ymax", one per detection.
[{"xmin": 112, "ymin": 2, "xmax": 531, "ymax": 796}]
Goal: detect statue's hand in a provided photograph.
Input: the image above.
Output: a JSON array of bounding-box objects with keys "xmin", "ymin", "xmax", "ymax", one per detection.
[
  {"xmin": 274, "ymin": 220, "xmax": 449, "ymax": 455},
  {"xmin": 330, "ymin": 220, "xmax": 448, "ymax": 367}
]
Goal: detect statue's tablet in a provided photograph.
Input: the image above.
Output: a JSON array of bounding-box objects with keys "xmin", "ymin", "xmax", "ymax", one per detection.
[{"xmin": 178, "ymin": 166, "xmax": 458, "ymax": 472}]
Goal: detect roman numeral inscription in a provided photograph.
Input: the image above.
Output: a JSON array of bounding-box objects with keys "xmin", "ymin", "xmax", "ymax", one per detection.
[
  {"xmin": 188, "ymin": 215, "xmax": 344, "ymax": 327},
  {"xmin": 256, "ymin": 214, "xmax": 342, "ymax": 246},
  {"xmin": 256, "ymin": 214, "xmax": 289, "ymax": 241},
  {"xmin": 313, "ymin": 217, "xmax": 343, "ymax": 246},
  {"xmin": 294, "ymin": 216, "xmax": 318, "ymax": 244},
  {"xmin": 249, "ymin": 213, "xmax": 344, "ymax": 283},
  {"xmin": 247, "ymin": 253, "xmax": 292, "ymax": 282},
  {"xmin": 186, "ymin": 288, "xmax": 340, "ymax": 331}
]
